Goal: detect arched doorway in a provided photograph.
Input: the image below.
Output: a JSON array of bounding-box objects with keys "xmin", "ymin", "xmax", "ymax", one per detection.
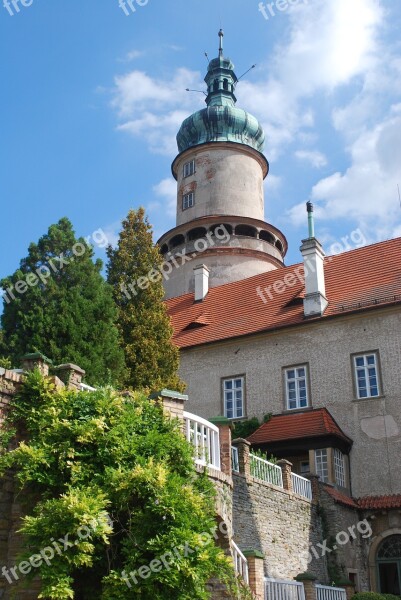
[{"xmin": 377, "ymin": 535, "xmax": 401, "ymax": 595}]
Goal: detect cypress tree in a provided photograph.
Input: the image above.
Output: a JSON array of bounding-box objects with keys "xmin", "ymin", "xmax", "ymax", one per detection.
[
  {"xmin": 0, "ymin": 218, "xmax": 125, "ymax": 385},
  {"xmin": 107, "ymin": 208, "xmax": 184, "ymax": 392}
]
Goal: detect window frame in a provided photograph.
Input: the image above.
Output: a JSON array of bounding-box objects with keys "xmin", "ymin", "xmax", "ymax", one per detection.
[
  {"xmin": 283, "ymin": 364, "xmax": 310, "ymax": 411},
  {"xmin": 222, "ymin": 375, "xmax": 246, "ymax": 420},
  {"xmin": 334, "ymin": 448, "xmax": 346, "ymax": 488},
  {"xmin": 183, "ymin": 159, "xmax": 196, "ymax": 178},
  {"xmin": 182, "ymin": 192, "xmax": 195, "ymax": 211},
  {"xmin": 315, "ymin": 448, "xmax": 329, "ymax": 483},
  {"xmin": 352, "ymin": 351, "xmax": 381, "ymax": 400}
]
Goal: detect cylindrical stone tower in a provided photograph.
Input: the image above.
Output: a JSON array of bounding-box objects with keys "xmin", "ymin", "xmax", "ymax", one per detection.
[{"xmin": 158, "ymin": 31, "xmax": 287, "ymax": 299}]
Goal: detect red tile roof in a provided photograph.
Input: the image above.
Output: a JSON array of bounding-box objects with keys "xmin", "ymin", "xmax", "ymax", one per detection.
[
  {"xmin": 358, "ymin": 495, "xmax": 401, "ymax": 509},
  {"xmin": 167, "ymin": 238, "xmax": 401, "ymax": 348},
  {"xmin": 247, "ymin": 408, "xmax": 351, "ymax": 446},
  {"xmin": 323, "ymin": 486, "xmax": 359, "ymax": 508}
]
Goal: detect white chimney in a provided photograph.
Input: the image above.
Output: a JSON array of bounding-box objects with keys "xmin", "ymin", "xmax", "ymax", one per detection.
[
  {"xmin": 193, "ymin": 265, "xmax": 210, "ymax": 302},
  {"xmin": 300, "ymin": 202, "xmax": 328, "ymax": 318}
]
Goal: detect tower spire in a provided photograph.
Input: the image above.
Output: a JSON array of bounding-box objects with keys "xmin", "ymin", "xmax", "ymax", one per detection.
[
  {"xmin": 218, "ymin": 29, "xmax": 224, "ymax": 56},
  {"xmin": 204, "ymin": 31, "xmax": 238, "ymax": 107}
]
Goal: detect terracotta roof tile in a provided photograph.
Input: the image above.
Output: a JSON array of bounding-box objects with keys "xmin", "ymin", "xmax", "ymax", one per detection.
[
  {"xmin": 247, "ymin": 408, "xmax": 351, "ymax": 446},
  {"xmin": 167, "ymin": 238, "xmax": 401, "ymax": 348},
  {"xmin": 323, "ymin": 486, "xmax": 359, "ymax": 508},
  {"xmin": 358, "ymin": 495, "xmax": 401, "ymax": 509}
]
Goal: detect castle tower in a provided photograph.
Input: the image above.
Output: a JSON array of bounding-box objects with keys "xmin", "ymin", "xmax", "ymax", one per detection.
[{"xmin": 158, "ymin": 31, "xmax": 287, "ymax": 299}]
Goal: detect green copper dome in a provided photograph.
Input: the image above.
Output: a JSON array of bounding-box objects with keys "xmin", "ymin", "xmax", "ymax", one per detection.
[{"xmin": 176, "ymin": 31, "xmax": 265, "ymax": 154}]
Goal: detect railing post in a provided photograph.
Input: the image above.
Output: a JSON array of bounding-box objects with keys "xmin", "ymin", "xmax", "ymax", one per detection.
[
  {"xmin": 232, "ymin": 438, "xmax": 251, "ymax": 478},
  {"xmin": 295, "ymin": 573, "xmax": 317, "ymax": 600},
  {"xmin": 339, "ymin": 581, "xmax": 356, "ymax": 600},
  {"xmin": 306, "ymin": 474, "xmax": 320, "ymax": 503},
  {"xmin": 54, "ymin": 363, "xmax": 86, "ymax": 390},
  {"xmin": 209, "ymin": 417, "xmax": 232, "ymax": 477},
  {"xmin": 148, "ymin": 389, "xmax": 188, "ymax": 422},
  {"xmin": 21, "ymin": 352, "xmax": 52, "ymax": 377},
  {"xmin": 243, "ymin": 550, "xmax": 265, "ymax": 600},
  {"xmin": 277, "ymin": 459, "xmax": 293, "ymax": 492}
]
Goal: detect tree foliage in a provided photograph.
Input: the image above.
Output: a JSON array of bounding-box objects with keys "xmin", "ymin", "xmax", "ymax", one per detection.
[
  {"xmin": 107, "ymin": 208, "xmax": 184, "ymax": 392},
  {"xmin": 0, "ymin": 218, "xmax": 125, "ymax": 385},
  {"xmin": 0, "ymin": 372, "xmax": 245, "ymax": 599}
]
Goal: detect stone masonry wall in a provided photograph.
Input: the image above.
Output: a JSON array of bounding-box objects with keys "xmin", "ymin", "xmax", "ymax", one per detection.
[
  {"xmin": 319, "ymin": 486, "xmax": 370, "ymax": 591},
  {"xmin": 233, "ymin": 472, "xmax": 328, "ymax": 583}
]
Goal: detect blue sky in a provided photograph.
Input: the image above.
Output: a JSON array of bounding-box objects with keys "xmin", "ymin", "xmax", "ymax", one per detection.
[{"xmin": 1, "ymin": 0, "xmax": 401, "ymax": 290}]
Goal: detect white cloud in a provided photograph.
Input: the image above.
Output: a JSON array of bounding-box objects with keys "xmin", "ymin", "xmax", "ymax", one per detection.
[
  {"xmin": 111, "ymin": 68, "xmax": 204, "ymax": 155},
  {"xmin": 295, "ymin": 150, "xmax": 327, "ymax": 168},
  {"xmin": 152, "ymin": 178, "xmax": 177, "ymax": 218},
  {"xmin": 288, "ymin": 111, "xmax": 401, "ymax": 238},
  {"xmin": 117, "ymin": 50, "xmax": 144, "ymax": 63}
]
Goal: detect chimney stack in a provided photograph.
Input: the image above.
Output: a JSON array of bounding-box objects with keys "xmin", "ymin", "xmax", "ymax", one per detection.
[
  {"xmin": 193, "ymin": 265, "xmax": 210, "ymax": 302},
  {"xmin": 300, "ymin": 203, "xmax": 328, "ymax": 318}
]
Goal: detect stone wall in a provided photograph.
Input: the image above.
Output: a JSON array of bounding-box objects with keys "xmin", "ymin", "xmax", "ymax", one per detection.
[
  {"xmin": 232, "ymin": 471, "xmax": 328, "ymax": 583},
  {"xmin": 319, "ymin": 486, "xmax": 370, "ymax": 591}
]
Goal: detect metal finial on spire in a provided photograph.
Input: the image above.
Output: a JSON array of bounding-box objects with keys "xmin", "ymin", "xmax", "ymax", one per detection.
[{"xmin": 218, "ymin": 29, "xmax": 224, "ymax": 56}]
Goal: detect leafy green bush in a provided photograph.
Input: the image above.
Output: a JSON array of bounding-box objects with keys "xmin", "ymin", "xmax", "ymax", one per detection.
[
  {"xmin": 0, "ymin": 371, "xmax": 247, "ymax": 600},
  {"xmin": 352, "ymin": 593, "xmax": 401, "ymax": 600}
]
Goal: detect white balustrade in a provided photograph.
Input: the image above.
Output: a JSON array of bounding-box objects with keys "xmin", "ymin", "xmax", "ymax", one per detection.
[
  {"xmin": 183, "ymin": 411, "xmax": 221, "ymax": 470},
  {"xmin": 316, "ymin": 584, "xmax": 347, "ymax": 600},
  {"xmin": 231, "ymin": 446, "xmax": 240, "ymax": 472},
  {"xmin": 231, "ymin": 541, "xmax": 249, "ymax": 584},
  {"xmin": 291, "ymin": 472, "xmax": 313, "ymax": 500},
  {"xmin": 265, "ymin": 578, "xmax": 306, "ymax": 600},
  {"xmin": 250, "ymin": 454, "xmax": 283, "ymax": 488}
]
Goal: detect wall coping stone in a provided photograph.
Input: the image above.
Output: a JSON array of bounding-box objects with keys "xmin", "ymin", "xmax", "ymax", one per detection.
[
  {"xmin": 243, "ymin": 550, "xmax": 265, "ymax": 559},
  {"xmin": 210, "ymin": 416, "xmax": 231, "ymax": 425},
  {"xmin": 295, "ymin": 572, "xmax": 318, "ymax": 581},
  {"xmin": 149, "ymin": 389, "xmax": 188, "ymax": 401},
  {"xmin": 54, "ymin": 363, "xmax": 86, "ymax": 375},
  {"xmin": 232, "ymin": 437, "xmax": 251, "ymax": 446}
]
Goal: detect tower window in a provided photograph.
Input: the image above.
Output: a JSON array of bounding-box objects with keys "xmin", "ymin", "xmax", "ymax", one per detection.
[
  {"xmin": 182, "ymin": 192, "xmax": 195, "ymax": 210},
  {"xmin": 223, "ymin": 78, "xmax": 228, "ymax": 91},
  {"xmin": 183, "ymin": 160, "xmax": 195, "ymax": 178}
]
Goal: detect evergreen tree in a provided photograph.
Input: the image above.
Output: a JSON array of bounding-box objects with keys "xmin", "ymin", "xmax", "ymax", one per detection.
[
  {"xmin": 0, "ymin": 218, "xmax": 125, "ymax": 385},
  {"xmin": 107, "ymin": 208, "xmax": 184, "ymax": 392}
]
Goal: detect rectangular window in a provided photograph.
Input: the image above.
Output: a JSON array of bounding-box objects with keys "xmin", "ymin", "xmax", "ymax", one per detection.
[
  {"xmin": 285, "ymin": 365, "xmax": 309, "ymax": 410},
  {"xmin": 223, "ymin": 377, "xmax": 244, "ymax": 420},
  {"xmin": 334, "ymin": 449, "xmax": 346, "ymax": 487},
  {"xmin": 182, "ymin": 192, "xmax": 195, "ymax": 210},
  {"xmin": 183, "ymin": 160, "xmax": 195, "ymax": 178},
  {"xmin": 353, "ymin": 352, "xmax": 380, "ymax": 399},
  {"xmin": 315, "ymin": 449, "xmax": 329, "ymax": 483}
]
